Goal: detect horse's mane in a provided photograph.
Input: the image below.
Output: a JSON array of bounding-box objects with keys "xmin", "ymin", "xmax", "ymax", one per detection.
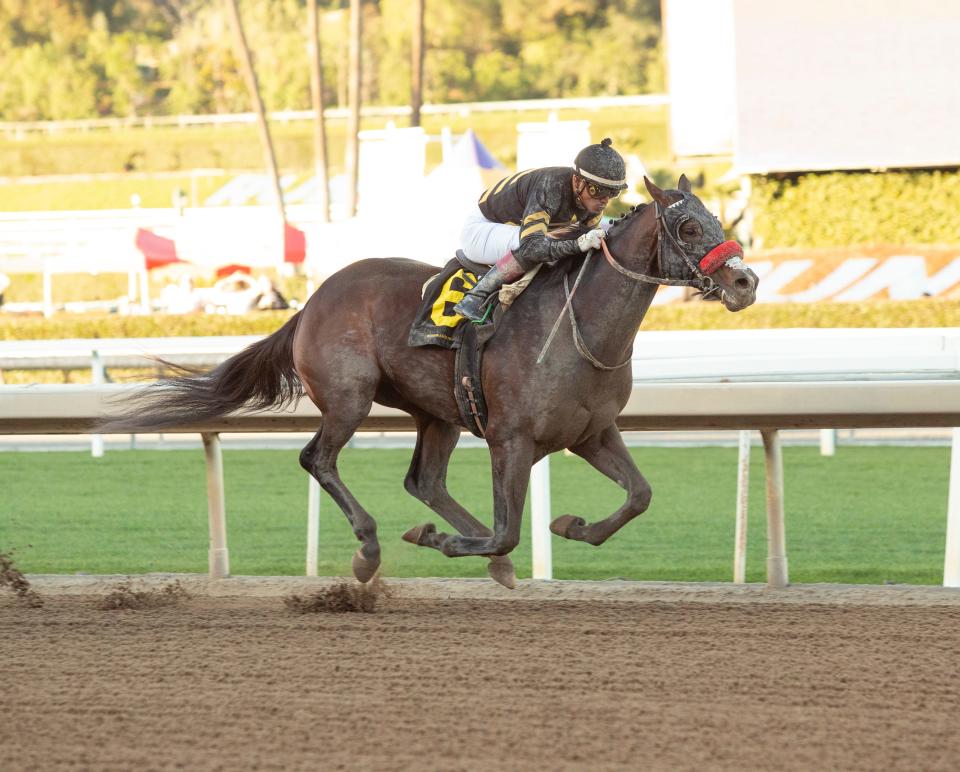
[
  {"xmin": 604, "ymin": 201, "xmax": 650, "ymax": 239},
  {"xmin": 535, "ymin": 201, "xmax": 651, "ymax": 285}
]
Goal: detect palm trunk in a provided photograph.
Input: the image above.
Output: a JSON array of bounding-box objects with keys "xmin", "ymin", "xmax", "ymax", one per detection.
[
  {"xmin": 410, "ymin": 0, "xmax": 425, "ymax": 127},
  {"xmin": 225, "ymin": 0, "xmax": 287, "ymax": 234},
  {"xmin": 345, "ymin": 0, "xmax": 363, "ymax": 217},
  {"xmin": 308, "ymin": 0, "xmax": 331, "ymax": 222}
]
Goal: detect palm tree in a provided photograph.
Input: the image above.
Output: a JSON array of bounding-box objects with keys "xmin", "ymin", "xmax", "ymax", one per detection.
[
  {"xmin": 308, "ymin": 0, "xmax": 331, "ymax": 223},
  {"xmin": 411, "ymin": 0, "xmax": 425, "ymax": 127},
  {"xmin": 345, "ymin": 0, "xmax": 362, "ymax": 217},
  {"xmin": 224, "ymin": 0, "xmax": 287, "ymax": 231}
]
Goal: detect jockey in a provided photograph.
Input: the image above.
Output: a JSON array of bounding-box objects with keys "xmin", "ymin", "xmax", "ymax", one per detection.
[{"xmin": 453, "ymin": 137, "xmax": 628, "ymax": 321}]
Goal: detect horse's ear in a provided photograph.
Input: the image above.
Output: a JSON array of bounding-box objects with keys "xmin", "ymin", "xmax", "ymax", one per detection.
[
  {"xmin": 644, "ymin": 176, "xmax": 672, "ymax": 207},
  {"xmin": 678, "ymin": 174, "xmax": 692, "ymax": 193}
]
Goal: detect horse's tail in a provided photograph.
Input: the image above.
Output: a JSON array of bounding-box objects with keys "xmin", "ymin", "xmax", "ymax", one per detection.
[{"xmin": 100, "ymin": 312, "xmax": 304, "ymax": 434}]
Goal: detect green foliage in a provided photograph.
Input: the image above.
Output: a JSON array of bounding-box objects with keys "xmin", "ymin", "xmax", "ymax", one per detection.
[
  {"xmin": 0, "ymin": 445, "xmax": 949, "ymax": 584},
  {"xmin": 0, "ymin": 0, "xmax": 664, "ymax": 121},
  {"xmin": 0, "ymin": 3, "xmax": 168, "ymax": 120},
  {"xmin": 752, "ymin": 170, "xmax": 960, "ymax": 248}
]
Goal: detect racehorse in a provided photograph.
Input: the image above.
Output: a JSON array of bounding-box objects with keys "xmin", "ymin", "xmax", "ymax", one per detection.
[{"xmin": 104, "ymin": 176, "xmax": 758, "ymax": 588}]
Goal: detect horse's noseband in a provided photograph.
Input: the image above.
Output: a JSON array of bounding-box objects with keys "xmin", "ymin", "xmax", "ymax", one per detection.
[
  {"xmin": 654, "ymin": 198, "xmax": 727, "ymax": 296},
  {"xmin": 597, "ymin": 197, "xmax": 737, "ymax": 297}
]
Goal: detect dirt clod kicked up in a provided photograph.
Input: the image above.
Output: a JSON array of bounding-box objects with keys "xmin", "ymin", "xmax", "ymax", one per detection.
[
  {"xmin": 0, "ymin": 550, "xmax": 43, "ymax": 607},
  {"xmin": 284, "ymin": 577, "xmax": 391, "ymax": 613},
  {"xmin": 98, "ymin": 579, "xmax": 191, "ymax": 610}
]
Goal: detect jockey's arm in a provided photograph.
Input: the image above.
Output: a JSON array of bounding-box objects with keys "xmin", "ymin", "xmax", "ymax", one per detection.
[{"xmin": 514, "ymin": 209, "xmax": 603, "ymax": 269}]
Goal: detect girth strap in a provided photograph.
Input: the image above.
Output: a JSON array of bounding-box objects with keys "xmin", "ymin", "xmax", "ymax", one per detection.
[{"xmin": 453, "ymin": 314, "xmax": 497, "ymax": 437}]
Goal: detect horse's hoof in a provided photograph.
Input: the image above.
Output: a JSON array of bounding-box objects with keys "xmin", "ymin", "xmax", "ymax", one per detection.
[
  {"xmin": 487, "ymin": 556, "xmax": 517, "ymax": 590},
  {"xmin": 401, "ymin": 522, "xmax": 436, "ymax": 546},
  {"xmin": 351, "ymin": 549, "xmax": 380, "ymax": 583},
  {"xmin": 550, "ymin": 514, "xmax": 586, "ymax": 539}
]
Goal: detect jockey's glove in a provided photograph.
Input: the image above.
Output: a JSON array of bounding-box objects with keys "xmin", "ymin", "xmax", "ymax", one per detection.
[{"xmin": 577, "ymin": 228, "xmax": 605, "ymax": 253}]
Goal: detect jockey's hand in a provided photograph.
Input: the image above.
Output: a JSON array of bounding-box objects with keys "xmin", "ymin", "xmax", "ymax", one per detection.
[{"xmin": 577, "ymin": 227, "xmax": 605, "ymax": 253}]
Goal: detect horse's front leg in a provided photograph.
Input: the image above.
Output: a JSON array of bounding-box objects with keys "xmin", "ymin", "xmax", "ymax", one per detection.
[
  {"xmin": 550, "ymin": 424, "xmax": 652, "ymax": 546},
  {"xmin": 437, "ymin": 435, "xmax": 534, "ymax": 560},
  {"xmin": 400, "ymin": 414, "xmax": 516, "ymax": 588}
]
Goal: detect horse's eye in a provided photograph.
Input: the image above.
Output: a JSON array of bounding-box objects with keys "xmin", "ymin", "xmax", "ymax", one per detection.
[{"xmin": 681, "ymin": 221, "xmax": 702, "ymax": 239}]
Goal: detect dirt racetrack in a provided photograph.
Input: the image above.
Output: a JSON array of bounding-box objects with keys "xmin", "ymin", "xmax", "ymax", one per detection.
[{"xmin": 4, "ymin": 576, "xmax": 960, "ymax": 771}]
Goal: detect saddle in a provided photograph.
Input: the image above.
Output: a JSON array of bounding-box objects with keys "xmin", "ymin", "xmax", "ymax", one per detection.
[{"xmin": 407, "ymin": 251, "xmax": 505, "ymax": 438}]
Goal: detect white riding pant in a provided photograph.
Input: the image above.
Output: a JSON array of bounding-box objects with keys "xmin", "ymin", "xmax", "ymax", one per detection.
[{"xmin": 459, "ymin": 205, "xmax": 521, "ymax": 265}]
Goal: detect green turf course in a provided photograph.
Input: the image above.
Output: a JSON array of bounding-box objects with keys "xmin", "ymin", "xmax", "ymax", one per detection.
[
  {"xmin": 1, "ymin": 106, "xmax": 671, "ymax": 176},
  {"xmin": 0, "ymin": 445, "xmax": 950, "ymax": 585}
]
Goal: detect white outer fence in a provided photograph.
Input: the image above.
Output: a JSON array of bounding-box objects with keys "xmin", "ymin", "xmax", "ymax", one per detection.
[{"xmin": 0, "ymin": 95, "xmax": 668, "ymax": 137}]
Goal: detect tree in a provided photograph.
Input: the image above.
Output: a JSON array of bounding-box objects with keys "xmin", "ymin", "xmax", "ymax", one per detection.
[{"xmin": 0, "ymin": 0, "xmax": 666, "ymax": 121}]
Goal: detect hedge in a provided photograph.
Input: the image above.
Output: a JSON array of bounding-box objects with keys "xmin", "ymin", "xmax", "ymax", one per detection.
[
  {"xmin": 3, "ymin": 300, "xmax": 960, "ymax": 342},
  {"xmin": 0, "ymin": 311, "xmax": 294, "ymax": 341},
  {"xmin": 642, "ymin": 299, "xmax": 960, "ymax": 330},
  {"xmin": 751, "ymin": 170, "xmax": 960, "ymax": 249}
]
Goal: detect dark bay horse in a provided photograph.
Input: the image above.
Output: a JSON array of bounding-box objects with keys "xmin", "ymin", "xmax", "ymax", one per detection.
[{"xmin": 104, "ymin": 176, "xmax": 758, "ymax": 588}]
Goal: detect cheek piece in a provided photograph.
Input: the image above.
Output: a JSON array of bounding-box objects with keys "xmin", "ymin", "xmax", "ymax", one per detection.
[{"xmin": 699, "ymin": 240, "xmax": 744, "ymax": 274}]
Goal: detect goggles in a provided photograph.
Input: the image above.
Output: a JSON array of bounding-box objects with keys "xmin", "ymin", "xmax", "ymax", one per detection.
[{"xmin": 585, "ymin": 182, "xmax": 622, "ymax": 200}]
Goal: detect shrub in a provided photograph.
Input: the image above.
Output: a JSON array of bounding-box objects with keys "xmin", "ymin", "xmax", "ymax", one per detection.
[
  {"xmin": 0, "ymin": 311, "xmax": 293, "ymax": 341},
  {"xmin": 751, "ymin": 170, "xmax": 960, "ymax": 249}
]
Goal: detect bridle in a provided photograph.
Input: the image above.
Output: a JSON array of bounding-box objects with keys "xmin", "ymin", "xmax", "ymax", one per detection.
[
  {"xmin": 602, "ymin": 197, "xmax": 721, "ymax": 296},
  {"xmin": 537, "ymin": 197, "xmax": 730, "ymax": 371}
]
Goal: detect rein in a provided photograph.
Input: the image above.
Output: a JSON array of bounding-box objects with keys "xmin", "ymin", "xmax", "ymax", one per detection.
[{"xmin": 536, "ymin": 202, "xmax": 723, "ymax": 370}]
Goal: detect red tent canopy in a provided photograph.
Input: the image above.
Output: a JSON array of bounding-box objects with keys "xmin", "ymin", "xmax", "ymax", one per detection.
[
  {"xmin": 215, "ymin": 263, "xmax": 252, "ymax": 278},
  {"xmin": 284, "ymin": 223, "xmax": 306, "ymax": 264},
  {"xmin": 135, "ymin": 228, "xmax": 182, "ymax": 271}
]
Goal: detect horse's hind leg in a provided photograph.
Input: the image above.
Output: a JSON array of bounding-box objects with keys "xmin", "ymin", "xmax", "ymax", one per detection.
[
  {"xmin": 550, "ymin": 424, "xmax": 652, "ymax": 546},
  {"xmin": 300, "ymin": 411, "xmax": 382, "ymax": 583},
  {"xmin": 401, "ymin": 415, "xmax": 516, "ymax": 588}
]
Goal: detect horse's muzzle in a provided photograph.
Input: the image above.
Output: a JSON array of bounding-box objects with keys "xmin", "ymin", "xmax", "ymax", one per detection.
[{"xmin": 717, "ymin": 264, "xmax": 759, "ymax": 312}]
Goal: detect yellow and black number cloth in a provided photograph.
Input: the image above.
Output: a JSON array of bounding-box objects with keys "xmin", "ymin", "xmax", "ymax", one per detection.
[
  {"xmin": 408, "ymin": 259, "xmax": 481, "ymax": 349},
  {"xmin": 478, "ymin": 166, "xmax": 602, "ymax": 266}
]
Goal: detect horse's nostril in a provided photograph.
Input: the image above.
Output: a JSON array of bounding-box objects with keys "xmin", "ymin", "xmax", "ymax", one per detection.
[{"xmin": 735, "ymin": 277, "xmax": 752, "ymax": 291}]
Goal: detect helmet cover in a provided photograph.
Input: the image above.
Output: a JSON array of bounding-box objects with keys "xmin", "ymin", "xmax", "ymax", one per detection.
[{"xmin": 574, "ymin": 138, "xmax": 627, "ymax": 190}]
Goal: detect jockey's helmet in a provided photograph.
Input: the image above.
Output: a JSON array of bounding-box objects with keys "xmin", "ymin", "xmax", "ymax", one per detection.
[{"xmin": 574, "ymin": 138, "xmax": 627, "ymax": 192}]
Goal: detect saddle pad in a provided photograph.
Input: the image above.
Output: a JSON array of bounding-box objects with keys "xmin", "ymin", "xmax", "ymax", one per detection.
[{"xmin": 408, "ymin": 257, "xmax": 480, "ymax": 349}]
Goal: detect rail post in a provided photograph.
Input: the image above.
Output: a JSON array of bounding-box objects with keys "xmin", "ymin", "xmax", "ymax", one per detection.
[
  {"xmin": 201, "ymin": 432, "xmax": 230, "ymax": 578},
  {"xmin": 90, "ymin": 350, "xmax": 105, "ymax": 458},
  {"xmin": 734, "ymin": 430, "xmax": 751, "ymax": 583},
  {"xmin": 306, "ymin": 477, "xmax": 320, "ymax": 576},
  {"xmin": 530, "ymin": 456, "xmax": 553, "ymax": 580},
  {"xmin": 820, "ymin": 429, "xmax": 836, "ymax": 456},
  {"xmin": 944, "ymin": 427, "xmax": 960, "ymax": 587},
  {"xmin": 761, "ymin": 429, "xmax": 789, "ymax": 588}
]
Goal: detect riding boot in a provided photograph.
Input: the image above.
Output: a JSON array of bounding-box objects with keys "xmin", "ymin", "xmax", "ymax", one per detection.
[{"xmin": 453, "ymin": 251, "xmax": 526, "ymax": 322}]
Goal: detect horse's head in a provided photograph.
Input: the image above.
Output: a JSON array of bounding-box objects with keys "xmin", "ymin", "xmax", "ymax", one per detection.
[{"xmin": 643, "ymin": 175, "xmax": 758, "ymax": 312}]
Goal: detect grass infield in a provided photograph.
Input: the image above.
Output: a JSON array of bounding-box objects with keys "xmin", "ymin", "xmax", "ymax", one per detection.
[{"xmin": 0, "ymin": 445, "xmax": 950, "ymax": 585}]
